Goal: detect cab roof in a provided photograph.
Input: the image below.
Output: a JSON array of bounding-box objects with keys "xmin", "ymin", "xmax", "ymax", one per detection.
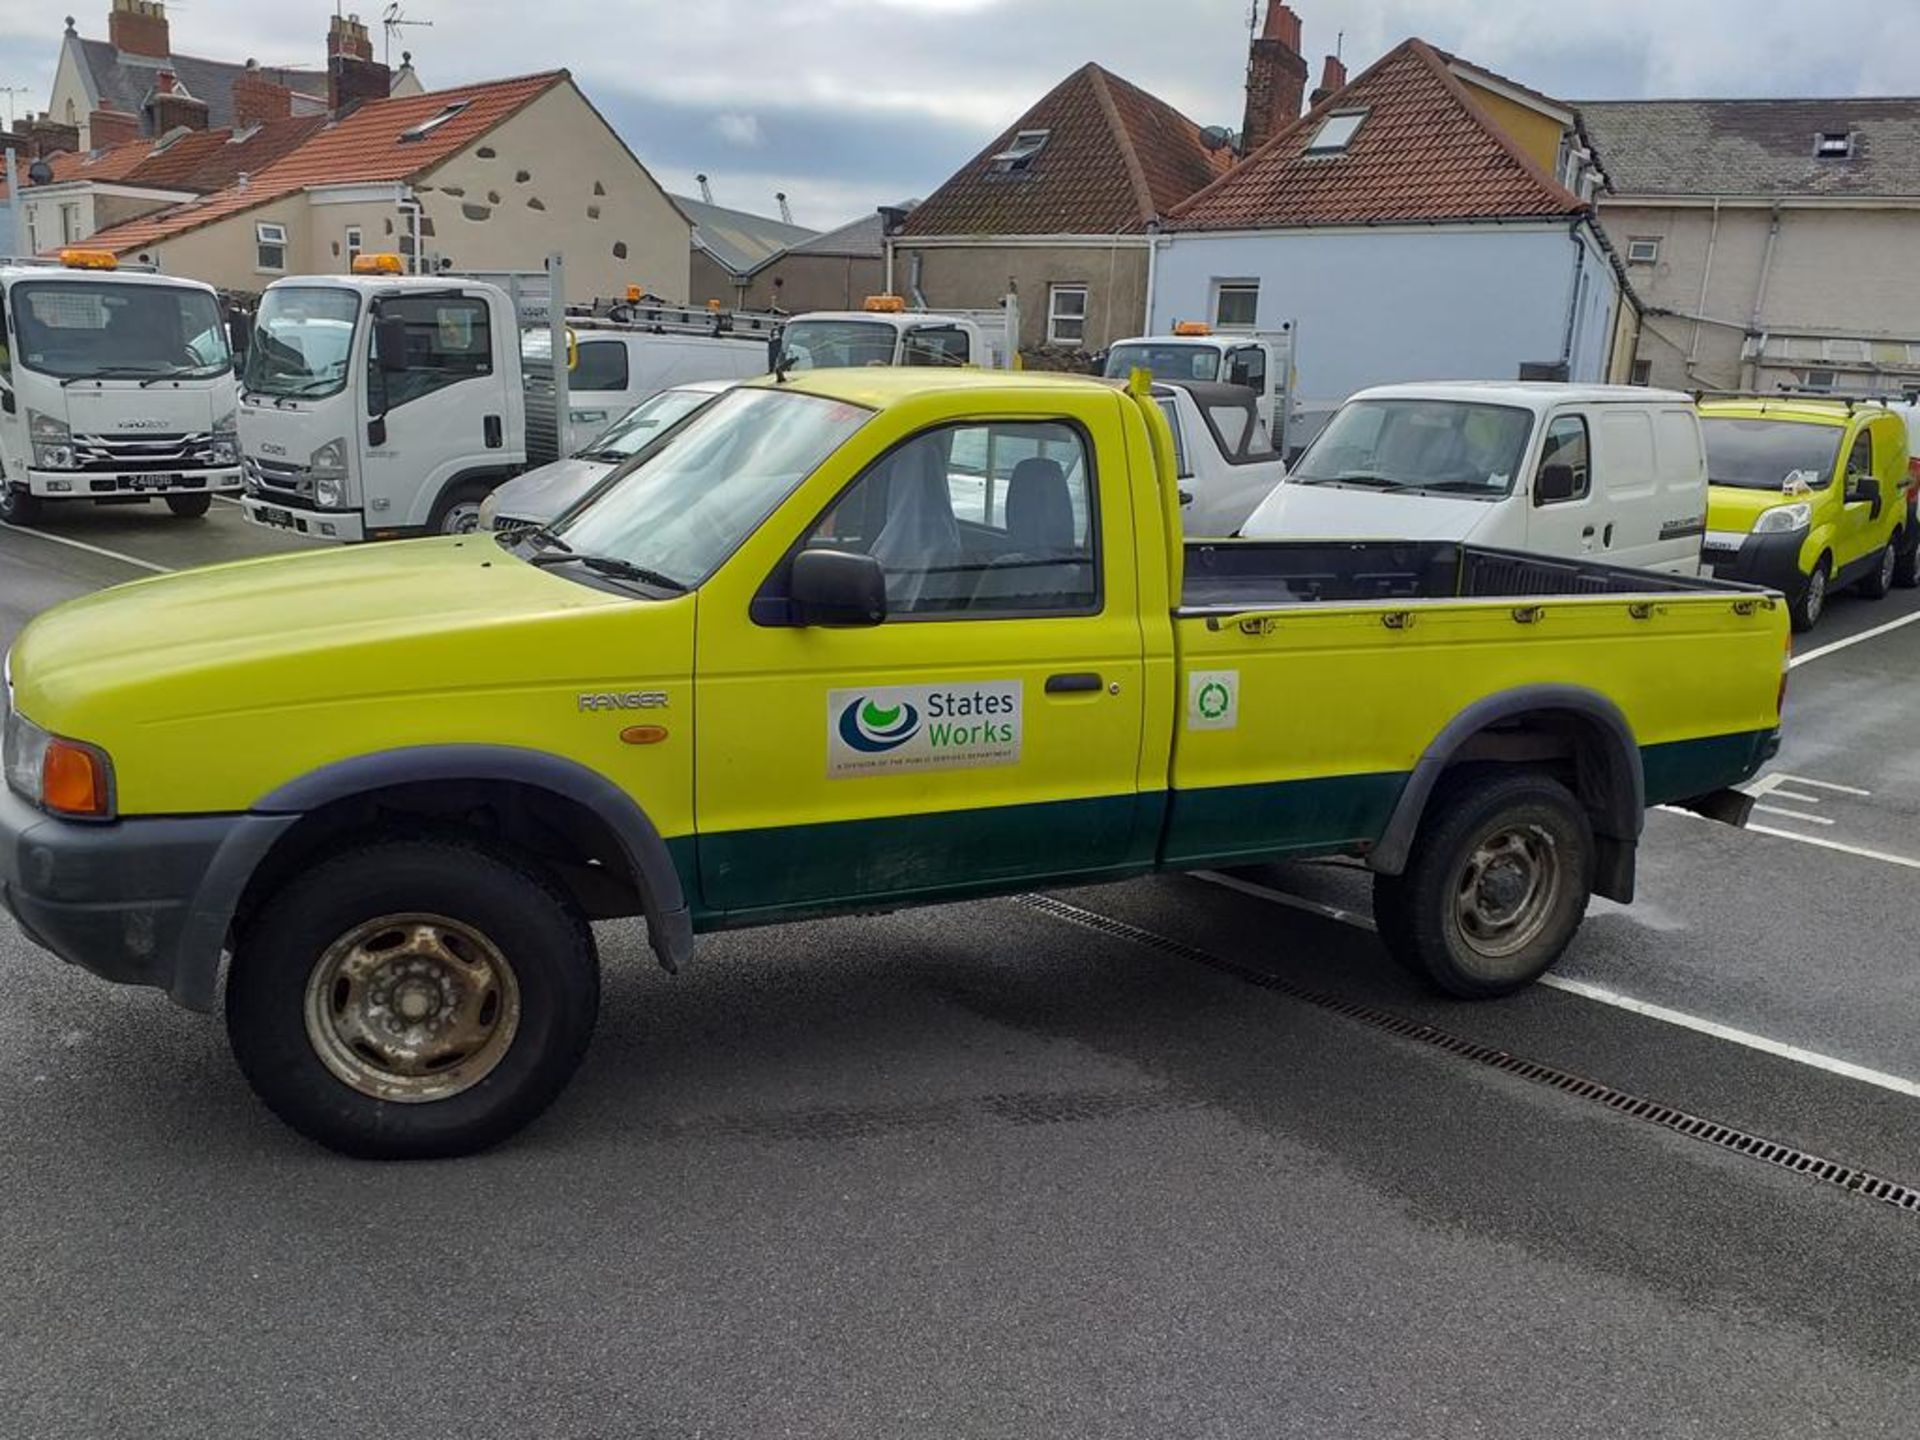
[
  {"xmin": 0, "ymin": 264, "xmax": 217, "ymax": 294},
  {"xmin": 763, "ymin": 367, "xmax": 1114, "ymax": 410}
]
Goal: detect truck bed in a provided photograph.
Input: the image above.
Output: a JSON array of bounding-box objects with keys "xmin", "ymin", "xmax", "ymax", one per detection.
[{"xmin": 1180, "ymin": 540, "xmax": 1755, "ymax": 613}]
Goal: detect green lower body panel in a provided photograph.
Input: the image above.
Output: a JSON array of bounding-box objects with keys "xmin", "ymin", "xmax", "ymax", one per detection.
[
  {"xmin": 1640, "ymin": 729, "xmax": 1778, "ymax": 806},
  {"xmin": 1158, "ymin": 771, "xmax": 1410, "ymax": 870}
]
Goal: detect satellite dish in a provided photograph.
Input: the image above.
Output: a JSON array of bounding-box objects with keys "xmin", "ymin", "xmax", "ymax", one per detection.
[
  {"xmin": 27, "ymin": 159, "xmax": 53, "ymax": 186},
  {"xmin": 1199, "ymin": 125, "xmax": 1236, "ymax": 153}
]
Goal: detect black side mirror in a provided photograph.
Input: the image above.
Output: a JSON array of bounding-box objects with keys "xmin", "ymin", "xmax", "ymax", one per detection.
[
  {"xmin": 375, "ymin": 314, "xmax": 410, "ymax": 374},
  {"xmin": 1535, "ymin": 462, "xmax": 1579, "ymax": 504},
  {"xmin": 791, "ymin": 549, "xmax": 886, "ymax": 627},
  {"xmin": 1, "ymin": 390, "xmax": 14, "ymax": 415},
  {"xmin": 368, "ymin": 417, "xmax": 388, "ymax": 448}
]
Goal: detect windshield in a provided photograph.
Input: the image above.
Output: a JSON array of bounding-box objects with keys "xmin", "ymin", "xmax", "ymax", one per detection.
[
  {"xmin": 781, "ymin": 319, "xmax": 897, "ymax": 370},
  {"xmin": 541, "ymin": 388, "xmax": 870, "ymax": 589},
  {"xmin": 243, "ymin": 286, "xmax": 361, "ymax": 399},
  {"xmin": 1291, "ymin": 400, "xmax": 1534, "ymax": 499},
  {"xmin": 12, "ymin": 280, "xmax": 228, "ymax": 381},
  {"xmin": 1104, "ymin": 343, "xmax": 1221, "ymax": 384},
  {"xmin": 1701, "ymin": 418, "xmax": 1843, "ymax": 491},
  {"xmin": 578, "ymin": 387, "xmax": 720, "ymax": 460}
]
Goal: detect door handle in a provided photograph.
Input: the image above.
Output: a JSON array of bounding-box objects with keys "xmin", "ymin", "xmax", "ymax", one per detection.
[
  {"xmin": 1603, "ymin": 523, "xmax": 1615, "ymax": 546},
  {"xmin": 1045, "ymin": 672, "xmax": 1102, "ymax": 694},
  {"xmin": 484, "ymin": 414, "xmax": 504, "ymax": 449}
]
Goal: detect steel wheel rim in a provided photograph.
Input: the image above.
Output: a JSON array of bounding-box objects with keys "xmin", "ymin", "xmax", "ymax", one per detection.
[
  {"xmin": 1806, "ymin": 566, "xmax": 1827, "ymax": 621},
  {"xmin": 1454, "ymin": 824, "xmax": 1562, "ymax": 961},
  {"xmin": 1881, "ymin": 547, "xmax": 1896, "ymax": 590},
  {"xmin": 303, "ymin": 913, "xmax": 522, "ymax": 1103},
  {"xmin": 441, "ymin": 502, "xmax": 483, "ymax": 535}
]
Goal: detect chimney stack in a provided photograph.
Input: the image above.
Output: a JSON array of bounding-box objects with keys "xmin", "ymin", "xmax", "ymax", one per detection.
[
  {"xmin": 327, "ymin": 13, "xmax": 391, "ymax": 115},
  {"xmin": 86, "ymin": 108, "xmax": 140, "ymax": 149},
  {"xmin": 108, "ymin": 0, "xmax": 170, "ymax": 61},
  {"xmin": 1242, "ymin": 2, "xmax": 1309, "ymax": 156},
  {"xmin": 1310, "ymin": 53, "xmax": 1348, "ymax": 109},
  {"xmin": 148, "ymin": 72, "xmax": 209, "ymax": 134},
  {"xmin": 234, "ymin": 59, "xmax": 295, "ymax": 127}
]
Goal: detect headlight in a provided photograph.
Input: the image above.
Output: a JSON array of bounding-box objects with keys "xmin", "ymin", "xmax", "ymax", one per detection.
[
  {"xmin": 1, "ymin": 707, "xmax": 113, "ymax": 819},
  {"xmin": 27, "ymin": 409, "xmax": 76, "ymax": 470},
  {"xmin": 1753, "ymin": 502, "xmax": 1812, "ymax": 535},
  {"xmin": 209, "ymin": 411, "xmax": 239, "ymax": 467},
  {"xmin": 477, "ymin": 489, "xmax": 500, "ymax": 529},
  {"xmin": 310, "ymin": 438, "xmax": 349, "ymax": 509}
]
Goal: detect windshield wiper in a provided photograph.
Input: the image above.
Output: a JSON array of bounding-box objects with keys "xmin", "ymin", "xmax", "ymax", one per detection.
[
  {"xmin": 62, "ymin": 366, "xmax": 171, "ymax": 387},
  {"xmin": 525, "ymin": 548, "xmax": 687, "ymax": 592},
  {"xmin": 140, "ymin": 365, "xmax": 229, "ymax": 387}
]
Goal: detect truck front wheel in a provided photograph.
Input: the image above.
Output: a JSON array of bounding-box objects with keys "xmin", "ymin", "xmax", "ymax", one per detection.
[
  {"xmin": 165, "ymin": 494, "xmax": 213, "ymax": 519},
  {"xmin": 0, "ymin": 484, "xmax": 41, "ymax": 526},
  {"xmin": 1372, "ymin": 771, "xmax": 1594, "ymax": 999},
  {"xmin": 226, "ymin": 837, "xmax": 600, "ymax": 1159},
  {"xmin": 431, "ymin": 483, "xmax": 490, "ymax": 535}
]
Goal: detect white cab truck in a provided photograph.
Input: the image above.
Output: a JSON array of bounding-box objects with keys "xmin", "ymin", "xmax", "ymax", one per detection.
[
  {"xmin": 0, "ymin": 252, "xmax": 239, "ymax": 526},
  {"xmin": 1103, "ymin": 323, "xmax": 1301, "ymax": 455},
  {"xmin": 1151, "ymin": 379, "xmax": 1287, "ymax": 537},
  {"xmin": 777, "ymin": 295, "xmax": 1017, "ymax": 372},
  {"xmin": 1241, "ymin": 382, "xmax": 1710, "ymax": 576}
]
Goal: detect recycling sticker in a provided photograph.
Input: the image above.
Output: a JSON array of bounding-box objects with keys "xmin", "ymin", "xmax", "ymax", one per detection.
[{"xmin": 1186, "ymin": 670, "xmax": 1240, "ymax": 731}]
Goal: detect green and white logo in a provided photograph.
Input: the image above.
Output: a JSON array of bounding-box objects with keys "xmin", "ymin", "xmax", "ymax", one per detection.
[
  {"xmin": 828, "ymin": 681, "xmax": 1023, "ymax": 777},
  {"xmin": 1187, "ymin": 669, "xmax": 1239, "ymax": 730}
]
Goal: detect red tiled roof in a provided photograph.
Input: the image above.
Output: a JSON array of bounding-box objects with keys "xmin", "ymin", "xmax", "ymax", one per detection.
[
  {"xmin": 0, "ymin": 139, "xmax": 150, "ymax": 200},
  {"xmin": 901, "ymin": 62, "xmax": 1231, "ymax": 237},
  {"xmin": 128, "ymin": 115, "xmax": 330, "ymax": 194},
  {"xmin": 86, "ymin": 71, "xmax": 567, "ymax": 255},
  {"xmin": 1172, "ymin": 39, "xmax": 1586, "ymax": 231}
]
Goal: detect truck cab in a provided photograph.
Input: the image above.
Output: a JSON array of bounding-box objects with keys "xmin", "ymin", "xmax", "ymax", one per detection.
[
  {"xmin": 239, "ymin": 264, "xmax": 528, "ymax": 541},
  {"xmin": 777, "ymin": 296, "xmax": 1012, "ymax": 372},
  {"xmin": 0, "ymin": 251, "xmax": 239, "ymax": 526},
  {"xmin": 1698, "ymin": 397, "xmax": 1918, "ymax": 632},
  {"xmin": 1103, "ymin": 323, "xmax": 1298, "ymax": 453}
]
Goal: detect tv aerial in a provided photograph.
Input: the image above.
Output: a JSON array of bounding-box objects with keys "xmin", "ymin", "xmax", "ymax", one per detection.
[{"xmin": 381, "ymin": 4, "xmax": 432, "ymax": 66}]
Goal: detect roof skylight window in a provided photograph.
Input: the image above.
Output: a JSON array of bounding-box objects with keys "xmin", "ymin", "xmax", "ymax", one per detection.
[
  {"xmin": 1814, "ymin": 131, "xmax": 1855, "ymax": 159},
  {"xmin": 990, "ymin": 129, "xmax": 1051, "ymax": 173},
  {"xmin": 1305, "ymin": 111, "xmax": 1367, "ymax": 155},
  {"xmin": 399, "ymin": 101, "xmax": 472, "ymax": 143}
]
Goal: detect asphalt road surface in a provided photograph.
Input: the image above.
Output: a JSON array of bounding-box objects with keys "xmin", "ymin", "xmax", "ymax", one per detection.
[{"xmin": 4, "ymin": 504, "xmax": 1920, "ymax": 1438}]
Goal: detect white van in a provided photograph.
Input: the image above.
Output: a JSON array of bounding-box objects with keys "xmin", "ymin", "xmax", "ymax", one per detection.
[
  {"xmin": 524, "ymin": 329, "xmax": 767, "ymax": 453},
  {"xmin": 1240, "ymin": 382, "xmax": 1709, "ymax": 574}
]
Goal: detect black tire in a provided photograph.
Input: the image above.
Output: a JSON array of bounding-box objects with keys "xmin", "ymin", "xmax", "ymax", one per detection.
[
  {"xmin": 429, "ymin": 482, "xmax": 491, "ymax": 536},
  {"xmin": 165, "ymin": 493, "xmax": 213, "ymax": 519},
  {"xmin": 1789, "ymin": 555, "xmax": 1830, "ymax": 634},
  {"xmin": 0, "ymin": 484, "xmax": 41, "ymax": 526},
  {"xmin": 1895, "ymin": 531, "xmax": 1920, "ymax": 590},
  {"xmin": 1372, "ymin": 770, "xmax": 1594, "ymax": 999},
  {"xmin": 1858, "ymin": 537, "xmax": 1897, "ymax": 601},
  {"xmin": 226, "ymin": 837, "xmax": 600, "ymax": 1159}
]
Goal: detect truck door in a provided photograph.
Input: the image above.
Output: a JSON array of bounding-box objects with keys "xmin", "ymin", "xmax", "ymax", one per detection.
[
  {"xmin": 365, "ymin": 290, "xmax": 505, "ymax": 530},
  {"xmin": 1835, "ymin": 425, "xmax": 1880, "ymax": 571},
  {"xmin": 692, "ymin": 401, "xmax": 1149, "ymax": 917},
  {"xmin": 1524, "ymin": 411, "xmax": 1597, "ymax": 557}
]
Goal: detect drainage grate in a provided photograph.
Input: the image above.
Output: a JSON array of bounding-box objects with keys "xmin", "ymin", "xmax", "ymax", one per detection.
[{"xmin": 1014, "ymin": 893, "xmax": 1920, "ymax": 1218}]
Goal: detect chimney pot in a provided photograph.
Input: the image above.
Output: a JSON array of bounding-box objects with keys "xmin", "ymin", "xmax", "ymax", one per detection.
[
  {"xmin": 1262, "ymin": 3, "xmax": 1303, "ymax": 50},
  {"xmin": 108, "ymin": 0, "xmax": 171, "ymax": 61},
  {"xmin": 1310, "ymin": 52, "xmax": 1348, "ymax": 108}
]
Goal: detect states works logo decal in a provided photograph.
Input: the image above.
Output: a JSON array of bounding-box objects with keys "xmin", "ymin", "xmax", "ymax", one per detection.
[{"xmin": 828, "ymin": 682, "xmax": 1021, "ymax": 777}]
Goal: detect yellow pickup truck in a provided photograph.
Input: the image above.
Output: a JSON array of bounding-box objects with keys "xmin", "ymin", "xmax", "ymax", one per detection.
[{"xmin": 2, "ymin": 371, "xmax": 1788, "ymax": 1158}]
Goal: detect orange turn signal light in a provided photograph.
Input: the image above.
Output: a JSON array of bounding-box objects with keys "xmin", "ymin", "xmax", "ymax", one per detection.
[
  {"xmin": 42, "ymin": 738, "xmax": 111, "ymax": 817},
  {"xmin": 619, "ymin": 725, "xmax": 669, "ymax": 746}
]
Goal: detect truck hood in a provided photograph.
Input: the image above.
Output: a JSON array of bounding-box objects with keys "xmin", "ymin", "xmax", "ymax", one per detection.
[
  {"xmin": 1239, "ymin": 480, "xmax": 1497, "ymax": 542},
  {"xmin": 9, "ymin": 537, "xmax": 628, "ymax": 728},
  {"xmin": 489, "ymin": 455, "xmax": 616, "ymax": 527},
  {"xmin": 1707, "ymin": 484, "xmax": 1812, "ymax": 536},
  {"xmin": 60, "ymin": 380, "xmax": 224, "ymax": 435}
]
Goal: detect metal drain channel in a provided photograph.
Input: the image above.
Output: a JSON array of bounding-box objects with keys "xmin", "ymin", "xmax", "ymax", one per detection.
[{"xmin": 1015, "ymin": 893, "xmax": 1920, "ymax": 1218}]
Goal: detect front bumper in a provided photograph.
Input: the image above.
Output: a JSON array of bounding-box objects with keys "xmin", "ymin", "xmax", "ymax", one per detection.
[
  {"xmin": 1702, "ymin": 527, "xmax": 1807, "ymax": 593},
  {"xmin": 242, "ymin": 495, "xmax": 366, "ymax": 542},
  {"xmin": 0, "ymin": 785, "xmax": 292, "ymax": 1010},
  {"xmin": 26, "ymin": 466, "xmax": 241, "ymax": 499}
]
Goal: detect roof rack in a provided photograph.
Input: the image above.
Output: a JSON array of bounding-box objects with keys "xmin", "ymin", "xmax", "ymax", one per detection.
[
  {"xmin": 1694, "ymin": 388, "xmax": 1912, "ymax": 411},
  {"xmin": 567, "ymin": 295, "xmax": 785, "ymax": 342}
]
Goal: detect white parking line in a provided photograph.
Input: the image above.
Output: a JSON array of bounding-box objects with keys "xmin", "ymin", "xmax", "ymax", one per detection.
[
  {"xmin": 1753, "ymin": 804, "xmax": 1834, "ymax": 826},
  {"xmin": 1746, "ymin": 823, "xmax": 1920, "ymax": 871},
  {"xmin": 1191, "ymin": 869, "xmax": 1920, "ymax": 1099},
  {"xmin": 1785, "ymin": 775, "xmax": 1873, "ymax": 796},
  {"xmin": 1791, "ymin": 607, "xmax": 1920, "ymax": 668},
  {"xmin": 0, "ymin": 521, "xmax": 172, "ymax": 574}
]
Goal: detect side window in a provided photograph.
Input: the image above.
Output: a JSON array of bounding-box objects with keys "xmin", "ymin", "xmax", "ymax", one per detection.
[
  {"xmin": 1226, "ymin": 345, "xmax": 1266, "ymax": 392},
  {"xmin": 1846, "ymin": 428, "xmax": 1874, "ymax": 481},
  {"xmin": 369, "ymin": 295, "xmax": 492, "ymax": 413},
  {"xmin": 902, "ymin": 325, "xmax": 969, "ymax": 367},
  {"xmin": 0, "ymin": 292, "xmax": 10, "ymax": 378},
  {"xmin": 573, "ymin": 339, "xmax": 631, "ymax": 393},
  {"xmin": 1154, "ymin": 398, "xmax": 1190, "ymax": 477},
  {"xmin": 1535, "ymin": 415, "xmax": 1591, "ymax": 505},
  {"xmin": 805, "ymin": 420, "xmax": 1097, "ymax": 617}
]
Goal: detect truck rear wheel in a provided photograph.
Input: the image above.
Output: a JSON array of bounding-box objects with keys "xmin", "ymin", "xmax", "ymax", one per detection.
[
  {"xmin": 1895, "ymin": 528, "xmax": 1920, "ymax": 590},
  {"xmin": 0, "ymin": 484, "xmax": 41, "ymax": 526},
  {"xmin": 1372, "ymin": 771, "xmax": 1593, "ymax": 999},
  {"xmin": 226, "ymin": 837, "xmax": 600, "ymax": 1159},
  {"xmin": 165, "ymin": 494, "xmax": 213, "ymax": 519}
]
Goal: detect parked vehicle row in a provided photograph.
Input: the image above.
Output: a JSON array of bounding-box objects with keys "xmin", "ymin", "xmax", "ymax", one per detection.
[{"xmin": 1, "ymin": 367, "xmax": 1788, "ymax": 1158}]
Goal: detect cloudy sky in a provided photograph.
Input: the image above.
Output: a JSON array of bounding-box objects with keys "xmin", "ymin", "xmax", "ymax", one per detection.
[{"xmin": 3, "ymin": 0, "xmax": 1917, "ymax": 229}]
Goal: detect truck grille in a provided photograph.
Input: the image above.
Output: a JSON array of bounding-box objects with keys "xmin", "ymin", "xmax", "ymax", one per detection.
[
  {"xmin": 491, "ymin": 515, "xmax": 539, "ymax": 542},
  {"xmin": 75, "ymin": 432, "xmax": 218, "ymax": 472},
  {"xmin": 250, "ymin": 455, "xmax": 315, "ymax": 501}
]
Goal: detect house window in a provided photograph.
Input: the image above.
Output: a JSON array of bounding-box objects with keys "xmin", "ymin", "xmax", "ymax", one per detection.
[
  {"xmin": 1305, "ymin": 111, "xmax": 1367, "ymax": 155},
  {"xmin": 1803, "ymin": 368, "xmax": 1838, "ymax": 392},
  {"xmin": 1815, "ymin": 132, "xmax": 1854, "ymax": 159},
  {"xmin": 398, "ymin": 101, "xmax": 471, "ymax": 143},
  {"xmin": 345, "ymin": 225, "xmax": 363, "ymax": 270},
  {"xmin": 1213, "ymin": 281, "xmax": 1259, "ymax": 331},
  {"xmin": 1047, "ymin": 284, "xmax": 1088, "ymax": 345},
  {"xmin": 1630, "ymin": 359, "xmax": 1653, "ymax": 386},
  {"xmin": 25, "ymin": 208, "xmax": 38, "ymax": 255},
  {"xmin": 990, "ymin": 129, "xmax": 1050, "ymax": 174},
  {"xmin": 59, "ymin": 203, "xmax": 81, "ymax": 245},
  {"xmin": 256, "ymin": 221, "xmax": 288, "ymax": 273},
  {"xmin": 1626, "ymin": 237, "xmax": 1660, "ymax": 265}
]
